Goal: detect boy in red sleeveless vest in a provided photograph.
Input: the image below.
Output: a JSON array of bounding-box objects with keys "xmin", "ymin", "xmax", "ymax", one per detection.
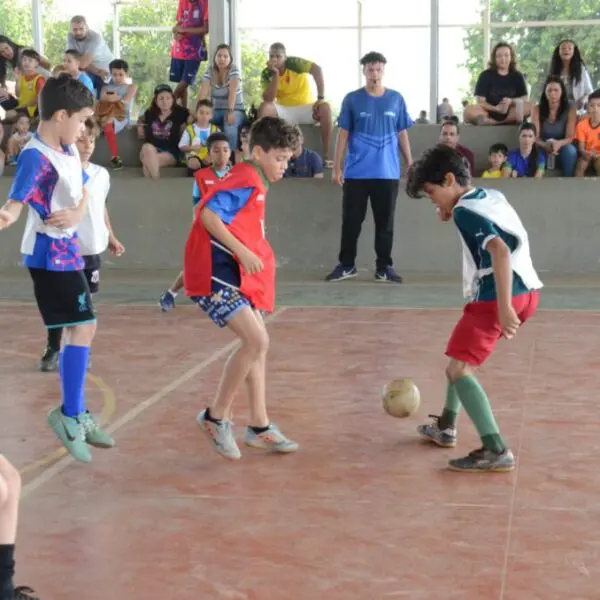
[
  {"xmin": 159, "ymin": 132, "xmax": 231, "ymax": 312},
  {"xmin": 183, "ymin": 117, "xmax": 299, "ymax": 460}
]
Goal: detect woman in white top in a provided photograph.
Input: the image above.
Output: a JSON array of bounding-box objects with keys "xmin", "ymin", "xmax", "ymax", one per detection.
[
  {"xmin": 196, "ymin": 43, "xmax": 246, "ymax": 151},
  {"xmin": 549, "ymin": 40, "xmax": 593, "ymax": 115}
]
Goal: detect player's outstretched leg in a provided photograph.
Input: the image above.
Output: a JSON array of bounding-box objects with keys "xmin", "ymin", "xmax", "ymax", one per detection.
[
  {"xmin": 0, "ymin": 456, "xmax": 39, "ymax": 600},
  {"xmin": 416, "ymin": 382, "xmax": 460, "ymax": 448},
  {"xmin": 47, "ymin": 324, "xmax": 114, "ymax": 464},
  {"xmin": 243, "ymin": 311, "xmax": 298, "ymax": 454},
  {"xmin": 197, "ymin": 305, "xmax": 268, "ymax": 460},
  {"xmin": 445, "ymin": 360, "xmax": 515, "ymax": 473}
]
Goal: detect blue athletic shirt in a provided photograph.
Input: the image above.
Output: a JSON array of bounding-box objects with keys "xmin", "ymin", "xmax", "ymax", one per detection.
[
  {"xmin": 204, "ymin": 188, "xmax": 254, "ymax": 288},
  {"xmin": 506, "ymin": 149, "xmax": 546, "ymax": 178},
  {"xmin": 338, "ymin": 88, "xmax": 413, "ymax": 180},
  {"xmin": 9, "ymin": 139, "xmax": 88, "ymax": 271},
  {"xmin": 453, "ymin": 188, "xmax": 529, "ymax": 302}
]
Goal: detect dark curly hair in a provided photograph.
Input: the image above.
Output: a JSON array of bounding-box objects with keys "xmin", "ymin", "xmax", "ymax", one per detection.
[
  {"xmin": 405, "ymin": 144, "xmax": 471, "ymax": 199},
  {"xmin": 249, "ymin": 116, "xmax": 299, "ymax": 152}
]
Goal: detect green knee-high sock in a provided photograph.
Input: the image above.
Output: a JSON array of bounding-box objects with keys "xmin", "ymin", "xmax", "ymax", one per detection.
[
  {"xmin": 440, "ymin": 383, "xmax": 461, "ymax": 429},
  {"xmin": 453, "ymin": 375, "xmax": 506, "ymax": 453}
]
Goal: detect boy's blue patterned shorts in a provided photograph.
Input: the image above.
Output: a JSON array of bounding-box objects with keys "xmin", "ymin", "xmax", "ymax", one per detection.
[{"xmin": 192, "ymin": 286, "xmax": 252, "ymax": 328}]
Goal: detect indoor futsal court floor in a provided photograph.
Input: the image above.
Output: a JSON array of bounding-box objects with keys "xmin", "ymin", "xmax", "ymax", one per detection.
[{"xmin": 1, "ymin": 268, "xmax": 600, "ymax": 599}]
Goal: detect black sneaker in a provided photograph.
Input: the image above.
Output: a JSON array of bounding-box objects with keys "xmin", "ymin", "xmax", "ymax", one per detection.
[
  {"xmin": 375, "ymin": 266, "xmax": 403, "ymax": 283},
  {"xmin": 38, "ymin": 346, "xmax": 59, "ymax": 372},
  {"xmin": 110, "ymin": 156, "xmax": 124, "ymax": 171},
  {"xmin": 12, "ymin": 586, "xmax": 40, "ymax": 600},
  {"xmin": 448, "ymin": 447, "xmax": 515, "ymax": 473},
  {"xmin": 325, "ymin": 264, "xmax": 358, "ymax": 282}
]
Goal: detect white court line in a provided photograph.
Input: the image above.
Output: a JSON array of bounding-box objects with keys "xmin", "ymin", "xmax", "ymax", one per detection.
[{"xmin": 21, "ymin": 307, "xmax": 287, "ymax": 500}]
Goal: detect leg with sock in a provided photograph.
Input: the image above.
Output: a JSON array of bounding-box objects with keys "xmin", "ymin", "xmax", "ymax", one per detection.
[
  {"xmin": 39, "ymin": 327, "xmax": 62, "ymax": 372},
  {"xmin": 446, "ymin": 360, "xmax": 515, "ymax": 473},
  {"xmin": 102, "ymin": 122, "xmax": 123, "ymax": 169},
  {"xmin": 417, "ymin": 383, "xmax": 460, "ymax": 448},
  {"xmin": 243, "ymin": 311, "xmax": 298, "ymax": 454},
  {"xmin": 0, "ymin": 456, "xmax": 38, "ymax": 600}
]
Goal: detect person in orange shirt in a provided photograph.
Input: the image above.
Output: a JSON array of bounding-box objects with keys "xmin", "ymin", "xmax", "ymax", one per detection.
[
  {"xmin": 3, "ymin": 49, "xmax": 45, "ymax": 123},
  {"xmin": 575, "ymin": 89, "xmax": 600, "ymax": 177}
]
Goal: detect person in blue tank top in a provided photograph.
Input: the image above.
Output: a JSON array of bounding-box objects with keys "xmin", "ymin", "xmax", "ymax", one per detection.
[{"xmin": 326, "ymin": 51, "xmax": 414, "ymax": 283}]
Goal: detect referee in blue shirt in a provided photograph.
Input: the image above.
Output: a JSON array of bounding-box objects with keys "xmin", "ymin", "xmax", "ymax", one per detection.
[{"xmin": 326, "ymin": 52, "xmax": 414, "ymax": 283}]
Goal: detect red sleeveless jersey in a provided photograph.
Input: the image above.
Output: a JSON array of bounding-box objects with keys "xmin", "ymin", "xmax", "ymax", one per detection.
[{"xmin": 183, "ymin": 162, "xmax": 276, "ymax": 312}]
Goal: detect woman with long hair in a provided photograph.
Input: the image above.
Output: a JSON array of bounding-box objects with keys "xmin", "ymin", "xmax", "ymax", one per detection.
[
  {"xmin": 531, "ymin": 75, "xmax": 577, "ymax": 176},
  {"xmin": 195, "ymin": 43, "xmax": 246, "ymax": 150},
  {"xmin": 549, "ymin": 39, "xmax": 593, "ymax": 114},
  {"xmin": 464, "ymin": 42, "xmax": 531, "ymax": 125},
  {"xmin": 503, "ymin": 122, "xmax": 546, "ymax": 179},
  {"xmin": 136, "ymin": 84, "xmax": 190, "ymax": 179}
]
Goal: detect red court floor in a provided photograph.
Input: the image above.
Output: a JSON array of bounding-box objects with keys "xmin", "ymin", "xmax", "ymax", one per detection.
[{"xmin": 1, "ymin": 304, "xmax": 599, "ymax": 600}]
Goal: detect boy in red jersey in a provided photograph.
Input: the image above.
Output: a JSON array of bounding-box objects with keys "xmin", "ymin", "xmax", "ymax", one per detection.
[
  {"xmin": 184, "ymin": 117, "xmax": 299, "ymax": 460},
  {"xmin": 159, "ymin": 132, "xmax": 231, "ymax": 311}
]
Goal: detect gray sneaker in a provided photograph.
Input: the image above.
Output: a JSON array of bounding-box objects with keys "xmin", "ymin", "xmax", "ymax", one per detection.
[
  {"xmin": 197, "ymin": 409, "xmax": 241, "ymax": 460},
  {"xmin": 417, "ymin": 414, "xmax": 457, "ymax": 448},
  {"xmin": 244, "ymin": 423, "xmax": 299, "ymax": 454},
  {"xmin": 448, "ymin": 448, "xmax": 515, "ymax": 473},
  {"xmin": 80, "ymin": 411, "xmax": 115, "ymax": 448}
]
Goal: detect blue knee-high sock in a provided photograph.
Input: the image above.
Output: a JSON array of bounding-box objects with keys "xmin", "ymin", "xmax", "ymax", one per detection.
[{"xmin": 59, "ymin": 345, "xmax": 90, "ymax": 417}]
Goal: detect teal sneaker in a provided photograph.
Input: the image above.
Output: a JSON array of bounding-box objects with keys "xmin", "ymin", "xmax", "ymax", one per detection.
[
  {"xmin": 448, "ymin": 447, "xmax": 515, "ymax": 473},
  {"xmin": 244, "ymin": 423, "xmax": 299, "ymax": 454},
  {"xmin": 80, "ymin": 411, "xmax": 114, "ymax": 448},
  {"xmin": 47, "ymin": 406, "xmax": 92, "ymax": 464},
  {"xmin": 197, "ymin": 410, "xmax": 241, "ymax": 460}
]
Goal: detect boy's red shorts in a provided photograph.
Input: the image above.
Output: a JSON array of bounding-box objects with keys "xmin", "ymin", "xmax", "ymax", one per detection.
[{"xmin": 446, "ymin": 291, "xmax": 540, "ymax": 367}]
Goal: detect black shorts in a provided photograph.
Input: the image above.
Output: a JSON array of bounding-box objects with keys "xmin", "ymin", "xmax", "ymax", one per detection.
[
  {"xmin": 83, "ymin": 255, "xmax": 102, "ymax": 294},
  {"xmin": 28, "ymin": 268, "xmax": 96, "ymax": 329}
]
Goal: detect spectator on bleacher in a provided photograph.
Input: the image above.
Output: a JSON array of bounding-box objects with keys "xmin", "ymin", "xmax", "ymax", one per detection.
[
  {"xmin": 196, "ymin": 44, "xmax": 245, "ymax": 151},
  {"xmin": 464, "ymin": 43, "xmax": 531, "ymax": 126},
  {"xmin": 549, "ymin": 40, "xmax": 593, "ymax": 115},
  {"xmin": 284, "ymin": 126, "xmax": 323, "ymax": 179},
  {"xmin": 178, "ymin": 99, "xmax": 220, "ymax": 174},
  {"xmin": 530, "ymin": 75, "xmax": 577, "ymax": 177},
  {"xmin": 503, "ymin": 123, "xmax": 545, "ymax": 179},
  {"xmin": 137, "ymin": 84, "xmax": 190, "ymax": 179},
  {"xmin": 67, "ymin": 15, "xmax": 113, "ymax": 99},
  {"xmin": 438, "ymin": 118, "xmax": 475, "ymax": 175},
  {"xmin": 326, "ymin": 51, "xmax": 413, "ymax": 284},
  {"xmin": 63, "ymin": 50, "xmax": 95, "ymax": 94},
  {"xmin": 481, "ymin": 143, "xmax": 508, "ymax": 178},
  {"xmin": 259, "ymin": 43, "xmax": 333, "ymax": 167},
  {"xmin": 436, "ymin": 97, "xmax": 454, "ymax": 123},
  {"xmin": 0, "ymin": 35, "xmax": 50, "ymax": 113},
  {"xmin": 574, "ymin": 89, "xmax": 600, "ymax": 177},
  {"xmin": 5, "ymin": 114, "xmax": 32, "ymax": 166},
  {"xmin": 234, "ymin": 123, "xmax": 251, "ymax": 164},
  {"xmin": 415, "ymin": 110, "xmax": 428, "ymax": 124},
  {"xmin": 96, "ymin": 59, "xmax": 138, "ymax": 171},
  {"xmin": 2, "ymin": 49, "xmax": 45, "ymax": 124},
  {"xmin": 170, "ymin": 0, "xmax": 209, "ymax": 109},
  {"xmin": 0, "ymin": 121, "xmax": 4, "ymax": 176}
]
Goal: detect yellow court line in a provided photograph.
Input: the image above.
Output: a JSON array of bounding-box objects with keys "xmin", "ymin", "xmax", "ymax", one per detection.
[{"xmin": 0, "ymin": 349, "xmax": 116, "ymax": 477}]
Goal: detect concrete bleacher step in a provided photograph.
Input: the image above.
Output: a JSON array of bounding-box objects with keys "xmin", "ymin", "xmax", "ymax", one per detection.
[{"xmin": 90, "ymin": 123, "xmax": 524, "ymax": 176}]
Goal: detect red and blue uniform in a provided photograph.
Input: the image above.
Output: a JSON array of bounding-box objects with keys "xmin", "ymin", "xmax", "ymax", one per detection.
[{"xmin": 184, "ymin": 162, "xmax": 275, "ymax": 327}]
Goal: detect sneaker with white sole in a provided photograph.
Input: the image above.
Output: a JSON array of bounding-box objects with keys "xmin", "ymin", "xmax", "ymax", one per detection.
[
  {"xmin": 244, "ymin": 423, "xmax": 299, "ymax": 454},
  {"xmin": 417, "ymin": 414, "xmax": 457, "ymax": 448},
  {"xmin": 325, "ymin": 264, "xmax": 358, "ymax": 282},
  {"xmin": 197, "ymin": 409, "xmax": 241, "ymax": 460}
]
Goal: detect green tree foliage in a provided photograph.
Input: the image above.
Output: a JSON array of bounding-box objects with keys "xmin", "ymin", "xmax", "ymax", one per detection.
[{"xmin": 463, "ymin": 0, "xmax": 600, "ymax": 101}]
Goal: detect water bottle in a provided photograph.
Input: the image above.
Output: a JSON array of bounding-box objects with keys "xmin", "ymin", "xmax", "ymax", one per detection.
[{"xmin": 546, "ymin": 139, "xmax": 556, "ymax": 170}]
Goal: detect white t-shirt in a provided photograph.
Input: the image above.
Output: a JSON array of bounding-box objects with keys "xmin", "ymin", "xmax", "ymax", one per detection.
[
  {"xmin": 78, "ymin": 163, "xmax": 110, "ymax": 256},
  {"xmin": 66, "ymin": 30, "xmax": 114, "ymax": 71}
]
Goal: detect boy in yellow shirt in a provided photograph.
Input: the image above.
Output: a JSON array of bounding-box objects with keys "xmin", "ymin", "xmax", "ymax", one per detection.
[{"xmin": 481, "ymin": 143, "xmax": 508, "ymax": 178}]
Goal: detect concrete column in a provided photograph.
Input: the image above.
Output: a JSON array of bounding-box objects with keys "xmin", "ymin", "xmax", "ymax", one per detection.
[
  {"xmin": 429, "ymin": 0, "xmax": 439, "ymax": 123},
  {"xmin": 31, "ymin": 0, "xmax": 44, "ymax": 56},
  {"xmin": 208, "ymin": 0, "xmax": 241, "ymax": 66}
]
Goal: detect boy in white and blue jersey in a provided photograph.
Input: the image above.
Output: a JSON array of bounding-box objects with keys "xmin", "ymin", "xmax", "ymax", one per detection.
[
  {"xmin": 159, "ymin": 132, "xmax": 231, "ymax": 312},
  {"xmin": 406, "ymin": 145, "xmax": 542, "ymax": 473},
  {"xmin": 327, "ymin": 51, "xmax": 413, "ymax": 283},
  {"xmin": 0, "ymin": 75, "xmax": 113, "ymax": 465}
]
